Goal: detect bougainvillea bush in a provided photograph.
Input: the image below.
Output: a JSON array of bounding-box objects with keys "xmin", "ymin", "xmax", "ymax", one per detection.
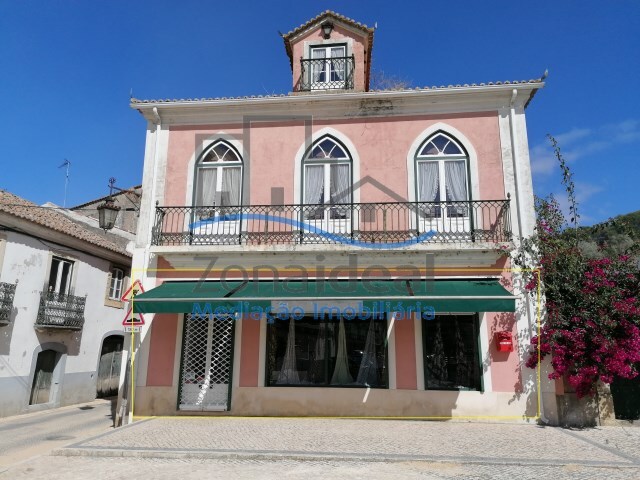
[{"xmin": 512, "ymin": 136, "xmax": 640, "ymax": 398}]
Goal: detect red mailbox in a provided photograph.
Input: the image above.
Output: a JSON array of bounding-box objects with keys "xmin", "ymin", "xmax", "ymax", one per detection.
[{"xmin": 495, "ymin": 331, "xmax": 514, "ymax": 352}]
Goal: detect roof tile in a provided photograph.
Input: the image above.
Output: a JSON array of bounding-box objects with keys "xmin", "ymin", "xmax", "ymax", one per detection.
[
  {"xmin": 130, "ymin": 78, "xmax": 545, "ymax": 106},
  {"xmin": 0, "ymin": 190, "xmax": 131, "ymax": 257}
]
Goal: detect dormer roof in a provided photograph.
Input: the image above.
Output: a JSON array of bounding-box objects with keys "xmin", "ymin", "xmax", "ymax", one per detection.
[{"xmin": 281, "ymin": 10, "xmax": 375, "ymax": 78}]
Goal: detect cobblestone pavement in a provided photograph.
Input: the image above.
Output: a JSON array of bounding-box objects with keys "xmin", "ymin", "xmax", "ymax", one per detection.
[
  {"xmin": 3, "ymin": 456, "xmax": 640, "ymax": 480},
  {"xmin": 2, "ymin": 417, "xmax": 640, "ymax": 479}
]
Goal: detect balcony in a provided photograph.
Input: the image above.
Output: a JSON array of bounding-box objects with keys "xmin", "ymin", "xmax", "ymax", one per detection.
[
  {"xmin": 35, "ymin": 291, "xmax": 86, "ymax": 330},
  {"xmin": 0, "ymin": 282, "xmax": 16, "ymax": 325},
  {"xmin": 298, "ymin": 56, "xmax": 355, "ymax": 91},
  {"xmin": 151, "ymin": 200, "xmax": 511, "ymax": 247}
]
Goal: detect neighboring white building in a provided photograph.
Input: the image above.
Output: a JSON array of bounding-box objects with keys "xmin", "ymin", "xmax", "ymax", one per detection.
[{"xmin": 0, "ymin": 190, "xmax": 133, "ymax": 417}]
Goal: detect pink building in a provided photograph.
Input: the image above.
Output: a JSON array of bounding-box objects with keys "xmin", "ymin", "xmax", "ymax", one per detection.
[{"xmin": 125, "ymin": 11, "xmax": 555, "ymax": 421}]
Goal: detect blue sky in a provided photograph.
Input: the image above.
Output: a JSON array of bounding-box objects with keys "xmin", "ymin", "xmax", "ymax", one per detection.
[{"xmin": 1, "ymin": 1, "xmax": 638, "ymax": 225}]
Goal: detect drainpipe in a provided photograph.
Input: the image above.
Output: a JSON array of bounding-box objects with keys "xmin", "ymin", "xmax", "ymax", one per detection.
[
  {"xmin": 508, "ymin": 89, "xmax": 550, "ymax": 424},
  {"xmin": 127, "ymin": 107, "xmax": 162, "ymax": 425},
  {"xmin": 145, "ymin": 106, "xmax": 162, "ymax": 279},
  {"xmin": 509, "ymin": 89, "xmax": 524, "ymax": 243}
]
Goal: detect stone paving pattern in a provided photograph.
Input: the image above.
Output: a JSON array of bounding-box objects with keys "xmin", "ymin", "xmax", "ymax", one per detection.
[
  {"xmin": 61, "ymin": 417, "xmax": 639, "ymax": 467},
  {"xmin": 4, "ymin": 456, "xmax": 640, "ymax": 480}
]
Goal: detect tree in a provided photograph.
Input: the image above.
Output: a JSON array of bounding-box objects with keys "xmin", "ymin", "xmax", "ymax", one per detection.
[{"xmin": 510, "ymin": 135, "xmax": 640, "ymax": 398}]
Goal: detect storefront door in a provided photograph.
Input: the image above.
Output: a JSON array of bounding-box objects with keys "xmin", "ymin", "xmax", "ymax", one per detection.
[{"xmin": 178, "ymin": 313, "xmax": 234, "ymax": 411}]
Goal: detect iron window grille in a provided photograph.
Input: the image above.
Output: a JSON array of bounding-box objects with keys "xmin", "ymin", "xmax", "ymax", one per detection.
[
  {"xmin": 0, "ymin": 282, "xmax": 16, "ymax": 324},
  {"xmin": 36, "ymin": 291, "xmax": 86, "ymax": 330},
  {"xmin": 299, "ymin": 55, "xmax": 355, "ymax": 91}
]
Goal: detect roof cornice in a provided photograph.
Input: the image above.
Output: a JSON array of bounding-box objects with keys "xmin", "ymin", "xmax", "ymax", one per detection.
[{"xmin": 131, "ymin": 82, "xmax": 544, "ymax": 125}]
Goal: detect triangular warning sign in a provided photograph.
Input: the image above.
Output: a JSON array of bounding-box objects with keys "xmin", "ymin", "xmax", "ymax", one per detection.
[
  {"xmin": 121, "ymin": 279, "xmax": 145, "ymax": 303},
  {"xmin": 122, "ymin": 306, "xmax": 145, "ymax": 326}
]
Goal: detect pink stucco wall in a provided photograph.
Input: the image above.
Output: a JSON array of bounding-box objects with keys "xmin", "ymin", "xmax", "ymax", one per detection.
[
  {"xmin": 146, "ymin": 313, "xmax": 178, "ymax": 387},
  {"xmin": 394, "ymin": 314, "xmax": 417, "ymax": 390},
  {"xmin": 239, "ymin": 316, "xmax": 260, "ymax": 387},
  {"xmin": 289, "ymin": 23, "xmax": 368, "ymax": 92},
  {"xmin": 163, "ymin": 112, "xmax": 504, "ymax": 207},
  {"xmin": 487, "ymin": 310, "xmax": 521, "ymax": 392},
  {"xmin": 488, "ymin": 263, "xmax": 522, "ymax": 392}
]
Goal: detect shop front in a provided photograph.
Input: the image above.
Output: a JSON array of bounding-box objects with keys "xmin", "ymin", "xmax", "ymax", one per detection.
[{"xmin": 130, "ymin": 278, "xmax": 526, "ymax": 418}]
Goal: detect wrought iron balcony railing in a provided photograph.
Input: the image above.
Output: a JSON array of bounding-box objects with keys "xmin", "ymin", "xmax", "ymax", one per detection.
[
  {"xmin": 0, "ymin": 282, "xmax": 16, "ymax": 324},
  {"xmin": 151, "ymin": 200, "xmax": 511, "ymax": 247},
  {"xmin": 36, "ymin": 291, "xmax": 86, "ymax": 330},
  {"xmin": 298, "ymin": 55, "xmax": 355, "ymax": 91}
]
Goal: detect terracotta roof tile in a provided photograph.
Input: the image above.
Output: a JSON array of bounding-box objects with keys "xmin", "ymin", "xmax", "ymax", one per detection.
[
  {"xmin": 281, "ymin": 10, "xmax": 374, "ymax": 40},
  {"xmin": 0, "ymin": 190, "xmax": 131, "ymax": 258}
]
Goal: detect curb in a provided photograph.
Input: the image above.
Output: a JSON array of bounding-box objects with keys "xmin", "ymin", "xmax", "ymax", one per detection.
[{"xmin": 50, "ymin": 447, "xmax": 639, "ymax": 469}]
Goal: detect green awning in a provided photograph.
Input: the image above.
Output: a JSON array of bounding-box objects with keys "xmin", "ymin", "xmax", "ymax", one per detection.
[{"xmin": 132, "ymin": 279, "xmax": 516, "ymax": 314}]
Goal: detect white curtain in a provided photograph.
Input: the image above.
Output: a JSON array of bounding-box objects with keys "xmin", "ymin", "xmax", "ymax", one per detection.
[
  {"xmin": 196, "ymin": 168, "xmax": 217, "ymax": 206},
  {"xmin": 305, "ymin": 165, "xmax": 324, "ymax": 205},
  {"xmin": 445, "ymin": 161, "xmax": 468, "ymax": 215},
  {"xmin": 331, "ymin": 47, "xmax": 345, "ymax": 81},
  {"xmin": 330, "ymin": 164, "xmax": 350, "ymax": 204},
  {"xmin": 277, "ymin": 318, "xmax": 300, "ymax": 384},
  {"xmin": 417, "ymin": 162, "xmax": 439, "ymax": 202},
  {"xmin": 221, "ymin": 167, "xmax": 241, "ymax": 206},
  {"xmin": 312, "ymin": 48, "xmax": 325, "ymax": 83},
  {"xmin": 331, "ymin": 318, "xmax": 353, "ymax": 385},
  {"xmin": 356, "ymin": 319, "xmax": 377, "ymax": 385}
]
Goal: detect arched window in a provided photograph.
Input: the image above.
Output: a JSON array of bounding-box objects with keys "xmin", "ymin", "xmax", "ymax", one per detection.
[
  {"xmin": 194, "ymin": 140, "xmax": 243, "ymax": 208},
  {"xmin": 303, "ymin": 136, "xmax": 352, "ymax": 220},
  {"xmin": 415, "ymin": 132, "xmax": 469, "ymax": 216}
]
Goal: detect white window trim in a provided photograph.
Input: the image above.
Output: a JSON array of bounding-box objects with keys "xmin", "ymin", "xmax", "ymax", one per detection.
[
  {"xmin": 303, "ymin": 137, "xmax": 352, "ymax": 206},
  {"xmin": 195, "ymin": 140, "xmax": 243, "ymax": 207},
  {"xmin": 308, "ymin": 44, "xmax": 348, "ymax": 90},
  {"xmin": 405, "ymin": 123, "xmax": 480, "ymax": 203},
  {"xmin": 185, "ymin": 133, "xmax": 244, "ymax": 207},
  {"xmin": 294, "ymin": 128, "xmax": 360, "ymax": 205},
  {"xmin": 108, "ymin": 267, "xmax": 125, "ymax": 300},
  {"xmin": 416, "ymin": 134, "xmax": 470, "ymax": 205},
  {"xmin": 304, "ymin": 38, "xmax": 353, "ymax": 57}
]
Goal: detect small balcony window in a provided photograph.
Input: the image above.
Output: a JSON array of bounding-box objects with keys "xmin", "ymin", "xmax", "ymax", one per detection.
[
  {"xmin": 48, "ymin": 256, "xmax": 73, "ymax": 295},
  {"xmin": 36, "ymin": 256, "xmax": 84, "ymax": 330},
  {"xmin": 108, "ymin": 268, "xmax": 125, "ymax": 300},
  {"xmin": 299, "ymin": 45, "xmax": 354, "ymax": 91}
]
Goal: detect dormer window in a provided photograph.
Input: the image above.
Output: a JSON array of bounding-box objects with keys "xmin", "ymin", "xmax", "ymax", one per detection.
[
  {"xmin": 307, "ymin": 45, "xmax": 351, "ymax": 90},
  {"xmin": 283, "ymin": 12, "xmax": 374, "ymax": 93}
]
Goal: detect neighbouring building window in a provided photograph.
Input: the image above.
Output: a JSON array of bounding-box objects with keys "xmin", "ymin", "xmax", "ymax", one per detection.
[
  {"xmin": 266, "ymin": 316, "xmax": 388, "ymax": 388},
  {"xmin": 108, "ymin": 268, "xmax": 125, "ymax": 300},
  {"xmin": 309, "ymin": 45, "xmax": 347, "ymax": 89},
  {"xmin": 194, "ymin": 140, "xmax": 243, "ymax": 215},
  {"xmin": 48, "ymin": 257, "xmax": 73, "ymax": 295},
  {"xmin": 415, "ymin": 132, "xmax": 469, "ymax": 217},
  {"xmin": 422, "ymin": 314, "xmax": 481, "ymax": 391},
  {"xmin": 302, "ymin": 135, "xmax": 352, "ymax": 221}
]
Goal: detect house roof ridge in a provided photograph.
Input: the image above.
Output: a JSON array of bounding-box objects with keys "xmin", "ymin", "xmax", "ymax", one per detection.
[
  {"xmin": 281, "ymin": 10, "xmax": 375, "ymax": 40},
  {"xmin": 71, "ymin": 185, "xmax": 142, "ymax": 209}
]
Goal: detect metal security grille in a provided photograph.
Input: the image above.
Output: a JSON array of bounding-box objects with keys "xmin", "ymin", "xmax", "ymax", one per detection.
[{"xmin": 179, "ymin": 313, "xmax": 234, "ymax": 411}]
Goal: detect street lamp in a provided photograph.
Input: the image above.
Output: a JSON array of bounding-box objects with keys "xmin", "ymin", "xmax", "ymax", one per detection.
[
  {"xmin": 97, "ymin": 198, "xmax": 121, "ymax": 231},
  {"xmin": 321, "ymin": 21, "xmax": 334, "ymax": 39},
  {"xmin": 97, "ymin": 177, "xmax": 139, "ymax": 231}
]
